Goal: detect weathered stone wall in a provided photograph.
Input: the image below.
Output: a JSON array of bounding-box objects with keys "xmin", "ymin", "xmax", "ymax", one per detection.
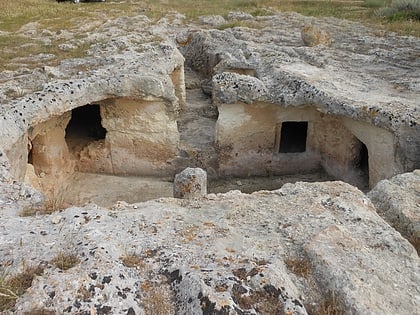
[
  {"xmin": 24, "ymin": 112, "xmax": 74, "ymax": 197},
  {"xmin": 100, "ymin": 98, "xmax": 180, "ymax": 176},
  {"xmin": 0, "ymin": 12, "xmax": 418, "ymax": 206},
  {"xmin": 4, "ymin": 135, "xmax": 28, "ymax": 182},
  {"xmin": 314, "ymin": 114, "xmax": 365, "ymax": 188},
  {"xmin": 20, "ymin": 96, "xmax": 181, "ymax": 201},
  {"xmin": 216, "ymin": 102, "xmax": 276, "ymax": 176},
  {"xmin": 0, "ymin": 35, "xmax": 185, "ymax": 187},
  {"xmin": 368, "ymin": 170, "xmax": 420, "ymax": 248},
  {"xmin": 77, "ymin": 139, "xmax": 113, "ymax": 174},
  {"xmin": 170, "ymin": 66, "xmax": 186, "ymax": 109},
  {"xmin": 343, "ymin": 119, "xmax": 397, "ymax": 187},
  {"xmin": 216, "ymin": 101, "xmax": 398, "ymax": 188},
  {"xmin": 216, "ymin": 103, "xmax": 322, "ymax": 177},
  {"xmin": 187, "ymin": 20, "xmax": 418, "ymax": 186}
]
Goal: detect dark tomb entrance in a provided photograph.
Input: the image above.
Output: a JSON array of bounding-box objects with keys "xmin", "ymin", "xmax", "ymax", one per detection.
[
  {"xmin": 65, "ymin": 104, "xmax": 106, "ymax": 154},
  {"xmin": 355, "ymin": 140, "xmax": 369, "ymax": 189},
  {"xmin": 279, "ymin": 121, "xmax": 308, "ymax": 153}
]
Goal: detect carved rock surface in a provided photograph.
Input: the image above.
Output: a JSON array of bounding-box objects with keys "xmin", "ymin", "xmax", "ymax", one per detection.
[
  {"xmin": 179, "ymin": 14, "xmax": 420, "ymax": 177},
  {"xmin": 0, "ymin": 10, "xmax": 419, "ymax": 315},
  {"xmin": 368, "ymin": 170, "xmax": 420, "ymax": 245},
  {"xmin": 0, "ymin": 181, "xmax": 418, "ymax": 314}
]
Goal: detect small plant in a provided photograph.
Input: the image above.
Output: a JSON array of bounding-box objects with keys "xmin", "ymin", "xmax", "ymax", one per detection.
[
  {"xmin": 19, "ymin": 205, "xmax": 44, "ymax": 217},
  {"xmin": 4, "ymin": 87, "xmax": 26, "ymax": 99},
  {"xmin": 77, "ymin": 284, "xmax": 94, "ymax": 302},
  {"xmin": 284, "ymin": 256, "xmax": 312, "ymax": 278},
  {"xmin": 316, "ymin": 291, "xmax": 345, "ymax": 315},
  {"xmin": 178, "ymin": 224, "xmax": 199, "ymax": 242},
  {"xmin": 120, "ymin": 254, "xmax": 146, "ymax": 269},
  {"xmin": 141, "ymin": 280, "xmax": 175, "ymax": 315},
  {"xmin": 51, "ymin": 252, "xmax": 79, "ymax": 271},
  {"xmin": 20, "ymin": 190, "xmax": 64, "ymax": 217},
  {"xmin": 0, "ymin": 264, "xmax": 44, "ymax": 311},
  {"xmin": 364, "ymin": 0, "xmax": 391, "ymax": 8}
]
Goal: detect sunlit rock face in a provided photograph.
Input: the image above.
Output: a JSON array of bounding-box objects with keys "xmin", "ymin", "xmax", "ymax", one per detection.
[{"xmin": 0, "ymin": 10, "xmax": 419, "ymax": 314}]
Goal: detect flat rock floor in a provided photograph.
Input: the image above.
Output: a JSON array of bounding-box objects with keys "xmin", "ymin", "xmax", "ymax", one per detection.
[
  {"xmin": 63, "ymin": 172, "xmax": 174, "ymax": 208},
  {"xmin": 63, "ymin": 170, "xmax": 335, "ymax": 208}
]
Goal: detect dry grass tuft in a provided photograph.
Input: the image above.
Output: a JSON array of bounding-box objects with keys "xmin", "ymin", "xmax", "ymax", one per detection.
[
  {"xmin": 51, "ymin": 252, "xmax": 79, "ymax": 271},
  {"xmin": 231, "ymin": 283, "xmax": 283, "ymax": 314},
  {"xmin": 284, "ymin": 256, "xmax": 312, "ymax": 278},
  {"xmin": 77, "ymin": 284, "xmax": 94, "ymax": 302},
  {"xmin": 178, "ymin": 224, "xmax": 199, "ymax": 242},
  {"xmin": 141, "ymin": 279, "xmax": 175, "ymax": 315},
  {"xmin": 20, "ymin": 190, "xmax": 65, "ymax": 217},
  {"xmin": 315, "ymin": 291, "xmax": 345, "ymax": 315},
  {"xmin": 0, "ymin": 264, "xmax": 44, "ymax": 311},
  {"xmin": 23, "ymin": 309, "xmax": 55, "ymax": 315},
  {"xmin": 120, "ymin": 254, "xmax": 146, "ymax": 269}
]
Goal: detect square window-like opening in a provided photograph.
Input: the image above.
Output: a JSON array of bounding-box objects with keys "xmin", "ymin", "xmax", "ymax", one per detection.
[{"xmin": 279, "ymin": 121, "xmax": 308, "ymax": 153}]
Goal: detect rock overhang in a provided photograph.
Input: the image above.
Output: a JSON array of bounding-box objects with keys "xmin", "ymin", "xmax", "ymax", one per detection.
[
  {"xmin": 0, "ymin": 41, "xmax": 185, "ymax": 178},
  {"xmin": 184, "ymin": 28, "xmax": 419, "ymax": 132},
  {"xmin": 0, "ymin": 11, "xmax": 418, "ymax": 199},
  {"xmin": 0, "ymin": 11, "xmax": 419, "ymax": 314},
  {"xmin": 177, "ymin": 26, "xmax": 419, "ymax": 184}
]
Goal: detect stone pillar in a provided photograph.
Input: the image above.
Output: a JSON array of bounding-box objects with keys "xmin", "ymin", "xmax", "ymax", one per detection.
[{"xmin": 174, "ymin": 167, "xmax": 207, "ymax": 199}]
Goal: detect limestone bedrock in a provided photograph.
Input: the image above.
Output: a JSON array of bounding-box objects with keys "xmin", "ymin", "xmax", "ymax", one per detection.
[
  {"xmin": 369, "ymin": 170, "xmax": 420, "ymax": 243},
  {"xmin": 0, "ymin": 181, "xmax": 418, "ymax": 314},
  {"xmin": 0, "ymin": 10, "xmax": 419, "ymax": 315},
  {"xmin": 0, "ymin": 10, "xmax": 418, "ymax": 197}
]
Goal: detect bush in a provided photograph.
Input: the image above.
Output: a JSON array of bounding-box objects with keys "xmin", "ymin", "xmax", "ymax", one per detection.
[{"xmin": 376, "ymin": 0, "xmax": 420, "ymax": 21}]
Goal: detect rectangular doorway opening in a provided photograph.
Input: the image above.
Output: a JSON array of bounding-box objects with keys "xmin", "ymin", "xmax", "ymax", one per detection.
[
  {"xmin": 279, "ymin": 121, "xmax": 308, "ymax": 153},
  {"xmin": 354, "ymin": 139, "xmax": 369, "ymax": 189}
]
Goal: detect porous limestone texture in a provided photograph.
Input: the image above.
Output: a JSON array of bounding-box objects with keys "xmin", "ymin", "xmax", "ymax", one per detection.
[
  {"xmin": 368, "ymin": 170, "xmax": 420, "ymax": 243},
  {"xmin": 0, "ymin": 11, "xmax": 419, "ymax": 314},
  {"xmin": 0, "ymin": 15, "xmax": 186, "ymax": 201},
  {"xmin": 173, "ymin": 167, "xmax": 207, "ymax": 199},
  {"xmin": 0, "ymin": 10, "xmax": 418, "ymax": 203},
  {"xmin": 0, "ymin": 181, "xmax": 418, "ymax": 314},
  {"xmin": 179, "ymin": 13, "xmax": 419, "ymax": 188}
]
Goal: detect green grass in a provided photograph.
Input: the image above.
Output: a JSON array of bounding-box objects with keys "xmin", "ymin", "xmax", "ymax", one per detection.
[
  {"xmin": 376, "ymin": 0, "xmax": 420, "ymax": 21},
  {"xmin": 0, "ymin": 0, "xmax": 417, "ymax": 30},
  {"xmin": 0, "ymin": 0, "xmax": 418, "ymax": 70},
  {"xmin": 364, "ymin": 0, "xmax": 391, "ymax": 8}
]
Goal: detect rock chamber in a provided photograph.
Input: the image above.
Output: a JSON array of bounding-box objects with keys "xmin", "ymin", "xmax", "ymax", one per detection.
[{"xmin": 0, "ymin": 24, "xmax": 418, "ymax": 207}]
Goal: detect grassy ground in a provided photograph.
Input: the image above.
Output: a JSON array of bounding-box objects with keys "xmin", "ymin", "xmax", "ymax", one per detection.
[
  {"xmin": 0, "ymin": 0, "xmax": 417, "ymax": 31},
  {"xmin": 0, "ymin": 0, "xmax": 418, "ymax": 70}
]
